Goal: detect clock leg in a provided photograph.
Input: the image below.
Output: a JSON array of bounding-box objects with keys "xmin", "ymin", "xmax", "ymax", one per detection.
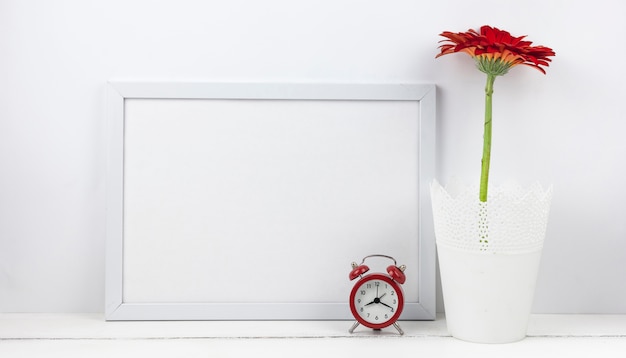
[
  {"xmin": 348, "ymin": 321, "xmax": 360, "ymax": 333},
  {"xmin": 392, "ymin": 322, "xmax": 404, "ymax": 335}
]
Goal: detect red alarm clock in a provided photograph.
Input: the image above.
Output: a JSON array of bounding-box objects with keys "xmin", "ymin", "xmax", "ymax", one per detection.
[{"xmin": 348, "ymin": 254, "xmax": 406, "ymax": 335}]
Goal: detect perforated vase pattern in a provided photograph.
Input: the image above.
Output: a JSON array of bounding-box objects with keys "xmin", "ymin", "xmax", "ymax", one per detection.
[{"xmin": 430, "ymin": 180, "xmax": 553, "ymax": 254}]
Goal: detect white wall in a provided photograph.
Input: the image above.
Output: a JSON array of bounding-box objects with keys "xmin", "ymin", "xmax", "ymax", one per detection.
[{"xmin": 1, "ymin": 0, "xmax": 625, "ymax": 314}]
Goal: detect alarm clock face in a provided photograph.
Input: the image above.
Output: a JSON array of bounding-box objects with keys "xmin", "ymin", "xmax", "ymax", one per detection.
[{"xmin": 349, "ymin": 273, "xmax": 404, "ymax": 329}]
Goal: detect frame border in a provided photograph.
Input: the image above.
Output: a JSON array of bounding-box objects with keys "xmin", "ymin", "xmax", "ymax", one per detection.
[{"xmin": 105, "ymin": 82, "xmax": 436, "ymax": 321}]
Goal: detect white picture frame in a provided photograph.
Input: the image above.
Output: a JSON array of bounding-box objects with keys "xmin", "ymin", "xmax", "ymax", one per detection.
[{"xmin": 105, "ymin": 82, "xmax": 436, "ymax": 321}]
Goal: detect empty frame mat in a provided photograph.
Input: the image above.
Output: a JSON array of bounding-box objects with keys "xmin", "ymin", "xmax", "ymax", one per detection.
[{"xmin": 105, "ymin": 82, "xmax": 436, "ymax": 320}]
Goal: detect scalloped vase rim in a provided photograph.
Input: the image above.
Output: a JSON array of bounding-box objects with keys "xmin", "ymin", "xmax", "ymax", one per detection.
[
  {"xmin": 431, "ymin": 179, "xmax": 553, "ymax": 203},
  {"xmin": 430, "ymin": 178, "xmax": 553, "ymax": 255}
]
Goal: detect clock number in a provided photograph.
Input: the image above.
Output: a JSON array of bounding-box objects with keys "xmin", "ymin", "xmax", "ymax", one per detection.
[
  {"xmin": 391, "ymin": 290, "xmax": 395, "ymax": 296},
  {"xmin": 375, "ymin": 282, "xmax": 380, "ymax": 287},
  {"xmin": 375, "ymin": 316, "xmax": 379, "ymax": 320},
  {"xmin": 360, "ymin": 290, "xmax": 366, "ymax": 295},
  {"xmin": 357, "ymin": 299, "xmax": 361, "ymax": 303}
]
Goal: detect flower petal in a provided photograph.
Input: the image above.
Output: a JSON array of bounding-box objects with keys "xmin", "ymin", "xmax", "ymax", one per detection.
[{"xmin": 436, "ymin": 25, "xmax": 555, "ymax": 76}]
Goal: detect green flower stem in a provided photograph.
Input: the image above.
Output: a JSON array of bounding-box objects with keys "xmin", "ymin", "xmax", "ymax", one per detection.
[{"xmin": 480, "ymin": 74, "xmax": 496, "ymax": 202}]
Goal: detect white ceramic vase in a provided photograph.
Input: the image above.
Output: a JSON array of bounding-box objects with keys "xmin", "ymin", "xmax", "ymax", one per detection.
[{"xmin": 431, "ymin": 180, "xmax": 552, "ymax": 343}]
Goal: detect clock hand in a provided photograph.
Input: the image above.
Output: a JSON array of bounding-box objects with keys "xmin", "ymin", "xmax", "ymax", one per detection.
[
  {"xmin": 380, "ymin": 301, "xmax": 393, "ymax": 310},
  {"xmin": 364, "ymin": 294, "xmax": 377, "ymax": 306},
  {"xmin": 377, "ymin": 293, "xmax": 393, "ymax": 309},
  {"xmin": 366, "ymin": 295, "xmax": 385, "ymax": 306}
]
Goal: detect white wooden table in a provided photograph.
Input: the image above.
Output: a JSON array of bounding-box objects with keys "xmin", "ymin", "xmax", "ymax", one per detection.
[{"xmin": 1, "ymin": 314, "xmax": 625, "ymax": 357}]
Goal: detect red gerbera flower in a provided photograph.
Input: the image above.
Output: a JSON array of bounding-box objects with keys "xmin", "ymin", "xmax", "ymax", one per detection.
[
  {"xmin": 436, "ymin": 26, "xmax": 555, "ymax": 202},
  {"xmin": 436, "ymin": 25, "xmax": 555, "ymax": 75}
]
